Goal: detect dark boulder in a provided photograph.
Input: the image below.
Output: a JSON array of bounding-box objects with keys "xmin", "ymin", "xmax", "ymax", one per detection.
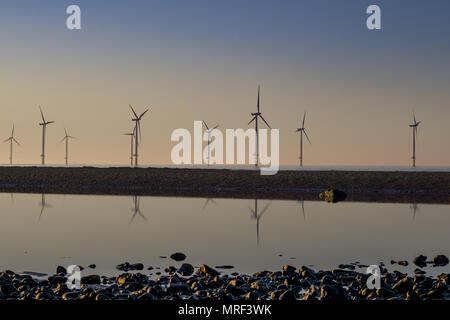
[{"xmin": 319, "ymin": 189, "xmax": 347, "ymax": 203}]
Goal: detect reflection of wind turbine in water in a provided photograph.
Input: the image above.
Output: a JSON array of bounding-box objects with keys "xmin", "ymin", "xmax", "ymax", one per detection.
[
  {"xmin": 4, "ymin": 124, "xmax": 21, "ymax": 165},
  {"xmin": 248, "ymin": 86, "xmax": 271, "ymax": 167},
  {"xmin": 202, "ymin": 198, "xmax": 218, "ymax": 211},
  {"xmin": 124, "ymin": 127, "xmax": 135, "ymax": 166},
  {"xmin": 295, "ymin": 112, "xmax": 311, "ymax": 167},
  {"xmin": 410, "ymin": 203, "xmax": 420, "ymax": 220},
  {"xmin": 129, "ymin": 195, "xmax": 147, "ymax": 225},
  {"xmin": 38, "ymin": 194, "xmax": 52, "ymax": 222},
  {"xmin": 298, "ymin": 199, "xmax": 306, "ymax": 222},
  {"xmin": 248, "ymin": 199, "xmax": 271, "ymax": 246},
  {"xmin": 202, "ymin": 121, "xmax": 219, "ymax": 166}
]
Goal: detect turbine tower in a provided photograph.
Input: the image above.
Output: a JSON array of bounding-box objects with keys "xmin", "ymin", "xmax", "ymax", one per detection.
[
  {"xmin": 124, "ymin": 127, "xmax": 135, "ymax": 166},
  {"xmin": 4, "ymin": 124, "xmax": 21, "ymax": 165},
  {"xmin": 129, "ymin": 105, "xmax": 149, "ymax": 167},
  {"xmin": 202, "ymin": 121, "xmax": 219, "ymax": 166},
  {"xmin": 295, "ymin": 111, "xmax": 311, "ymax": 166},
  {"xmin": 39, "ymin": 106, "xmax": 55, "ymax": 166},
  {"xmin": 248, "ymin": 85, "xmax": 271, "ymax": 167},
  {"xmin": 248, "ymin": 199, "xmax": 271, "ymax": 246},
  {"xmin": 409, "ymin": 112, "xmax": 421, "ymax": 167},
  {"xmin": 60, "ymin": 128, "xmax": 76, "ymax": 166}
]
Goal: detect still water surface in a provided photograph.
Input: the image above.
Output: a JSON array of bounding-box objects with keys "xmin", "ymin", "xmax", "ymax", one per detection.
[{"xmin": 0, "ymin": 193, "xmax": 448, "ymax": 277}]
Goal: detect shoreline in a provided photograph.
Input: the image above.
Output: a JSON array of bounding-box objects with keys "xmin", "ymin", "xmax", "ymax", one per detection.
[{"xmin": 0, "ymin": 167, "xmax": 449, "ymax": 204}]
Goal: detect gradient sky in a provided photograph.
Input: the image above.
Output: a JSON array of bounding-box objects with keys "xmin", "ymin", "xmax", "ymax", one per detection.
[{"xmin": 1, "ymin": 0, "xmax": 449, "ymax": 166}]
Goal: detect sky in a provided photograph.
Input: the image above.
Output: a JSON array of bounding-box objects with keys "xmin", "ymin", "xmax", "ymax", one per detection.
[{"xmin": 0, "ymin": 0, "xmax": 449, "ymax": 166}]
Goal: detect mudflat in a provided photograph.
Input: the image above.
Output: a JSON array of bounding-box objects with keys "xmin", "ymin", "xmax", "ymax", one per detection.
[{"xmin": 0, "ymin": 167, "xmax": 449, "ymax": 204}]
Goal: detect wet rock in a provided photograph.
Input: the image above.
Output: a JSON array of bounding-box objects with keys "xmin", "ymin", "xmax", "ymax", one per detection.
[
  {"xmin": 170, "ymin": 252, "xmax": 187, "ymax": 262},
  {"xmin": 299, "ymin": 266, "xmax": 317, "ymax": 280},
  {"xmin": 167, "ymin": 283, "xmax": 190, "ymax": 294},
  {"xmin": 320, "ymin": 285, "xmax": 348, "ymax": 300},
  {"xmin": 0, "ymin": 284, "xmax": 17, "ymax": 297},
  {"xmin": 338, "ymin": 264, "xmax": 356, "ymax": 270},
  {"xmin": 56, "ymin": 266, "xmax": 67, "ymax": 275},
  {"xmin": 81, "ymin": 275, "xmax": 101, "ymax": 285},
  {"xmin": 177, "ymin": 263, "xmax": 194, "ymax": 276},
  {"xmin": 216, "ymin": 265, "xmax": 234, "ymax": 270},
  {"xmin": 89, "ymin": 264, "xmax": 96, "ymax": 269},
  {"xmin": 398, "ymin": 261, "xmax": 409, "ymax": 267},
  {"xmin": 224, "ymin": 284, "xmax": 247, "ymax": 296},
  {"xmin": 279, "ymin": 290, "xmax": 296, "ymax": 301},
  {"xmin": 282, "ymin": 265, "xmax": 296, "ymax": 272},
  {"xmin": 413, "ymin": 255, "xmax": 427, "ymax": 268},
  {"xmin": 392, "ymin": 277, "xmax": 413, "ymax": 294},
  {"xmin": 62, "ymin": 291, "xmax": 80, "ymax": 300},
  {"xmin": 165, "ymin": 266, "xmax": 177, "ymax": 274},
  {"xmin": 319, "ymin": 189, "xmax": 347, "ymax": 203},
  {"xmin": 116, "ymin": 262, "xmax": 144, "ymax": 272},
  {"xmin": 198, "ymin": 264, "xmax": 220, "ymax": 277},
  {"xmin": 432, "ymin": 255, "xmax": 449, "ymax": 267},
  {"xmin": 48, "ymin": 275, "xmax": 67, "ymax": 285},
  {"xmin": 414, "ymin": 268, "xmax": 426, "ymax": 275}
]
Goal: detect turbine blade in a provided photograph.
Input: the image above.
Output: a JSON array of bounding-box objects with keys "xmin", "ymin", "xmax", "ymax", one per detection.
[
  {"xmin": 13, "ymin": 138, "xmax": 21, "ymax": 146},
  {"xmin": 248, "ymin": 116, "xmax": 256, "ymax": 125},
  {"xmin": 259, "ymin": 202, "xmax": 271, "ymax": 217},
  {"xmin": 139, "ymin": 108, "xmax": 149, "ymax": 119},
  {"xmin": 212, "ymin": 125, "xmax": 219, "ymax": 130},
  {"xmin": 304, "ymin": 129, "xmax": 312, "ymax": 145},
  {"xmin": 129, "ymin": 104, "xmax": 138, "ymax": 118},
  {"xmin": 259, "ymin": 115, "xmax": 271, "ymax": 129},
  {"xmin": 413, "ymin": 112, "xmax": 416, "ymax": 125},
  {"xmin": 302, "ymin": 111, "xmax": 306, "ymax": 127},
  {"xmin": 64, "ymin": 128, "xmax": 68, "ymax": 136},
  {"xmin": 11, "ymin": 124, "xmax": 14, "ymax": 137},
  {"xmin": 59, "ymin": 136, "xmax": 66, "ymax": 144},
  {"xmin": 202, "ymin": 120, "xmax": 209, "ymax": 130},
  {"xmin": 257, "ymin": 85, "xmax": 260, "ymax": 113},
  {"xmin": 39, "ymin": 106, "xmax": 45, "ymax": 122}
]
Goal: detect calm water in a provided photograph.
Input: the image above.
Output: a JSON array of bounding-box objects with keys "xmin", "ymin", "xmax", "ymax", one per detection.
[{"xmin": 0, "ymin": 193, "xmax": 449, "ymax": 277}]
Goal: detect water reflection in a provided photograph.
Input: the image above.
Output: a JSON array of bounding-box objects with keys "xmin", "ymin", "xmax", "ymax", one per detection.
[
  {"xmin": 298, "ymin": 199, "xmax": 306, "ymax": 222},
  {"xmin": 129, "ymin": 195, "xmax": 147, "ymax": 225},
  {"xmin": 202, "ymin": 198, "xmax": 218, "ymax": 211},
  {"xmin": 38, "ymin": 194, "xmax": 52, "ymax": 222},
  {"xmin": 248, "ymin": 199, "xmax": 271, "ymax": 246},
  {"xmin": 410, "ymin": 203, "xmax": 420, "ymax": 220}
]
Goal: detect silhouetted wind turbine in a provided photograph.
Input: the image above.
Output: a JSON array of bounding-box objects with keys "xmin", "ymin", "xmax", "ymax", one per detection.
[
  {"xmin": 38, "ymin": 106, "xmax": 55, "ymax": 166},
  {"xmin": 129, "ymin": 105, "xmax": 149, "ymax": 167},
  {"xmin": 60, "ymin": 128, "xmax": 76, "ymax": 166},
  {"xmin": 124, "ymin": 127, "xmax": 135, "ymax": 166},
  {"xmin": 248, "ymin": 199, "xmax": 271, "ymax": 246},
  {"xmin": 248, "ymin": 86, "xmax": 271, "ymax": 167},
  {"xmin": 202, "ymin": 121, "xmax": 219, "ymax": 166},
  {"xmin": 295, "ymin": 112, "xmax": 311, "ymax": 167},
  {"xmin": 129, "ymin": 195, "xmax": 147, "ymax": 225},
  {"xmin": 4, "ymin": 124, "xmax": 21, "ymax": 165},
  {"xmin": 409, "ymin": 112, "xmax": 421, "ymax": 167},
  {"xmin": 202, "ymin": 198, "xmax": 218, "ymax": 211}
]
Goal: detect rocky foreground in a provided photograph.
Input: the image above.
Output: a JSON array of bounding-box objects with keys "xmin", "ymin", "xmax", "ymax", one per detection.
[{"xmin": 1, "ymin": 254, "xmax": 449, "ymax": 301}]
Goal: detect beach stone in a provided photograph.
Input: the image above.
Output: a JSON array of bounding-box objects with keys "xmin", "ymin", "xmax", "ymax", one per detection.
[
  {"xmin": 177, "ymin": 263, "xmax": 194, "ymax": 276},
  {"xmin": 198, "ymin": 264, "xmax": 220, "ymax": 277},
  {"xmin": 432, "ymin": 255, "xmax": 449, "ymax": 267},
  {"xmin": 167, "ymin": 283, "xmax": 190, "ymax": 294},
  {"xmin": 62, "ymin": 291, "xmax": 80, "ymax": 300},
  {"xmin": 320, "ymin": 285, "xmax": 348, "ymax": 300},
  {"xmin": 170, "ymin": 252, "xmax": 187, "ymax": 262},
  {"xmin": 413, "ymin": 255, "xmax": 427, "ymax": 268},
  {"xmin": 81, "ymin": 275, "xmax": 101, "ymax": 285},
  {"xmin": 56, "ymin": 266, "xmax": 67, "ymax": 275},
  {"xmin": 319, "ymin": 189, "xmax": 347, "ymax": 203},
  {"xmin": 282, "ymin": 265, "xmax": 296, "ymax": 272},
  {"xmin": 392, "ymin": 277, "xmax": 413, "ymax": 294},
  {"xmin": 299, "ymin": 266, "xmax": 317, "ymax": 280},
  {"xmin": 216, "ymin": 265, "xmax": 234, "ymax": 270},
  {"xmin": 279, "ymin": 290, "xmax": 296, "ymax": 301},
  {"xmin": 165, "ymin": 266, "xmax": 177, "ymax": 274},
  {"xmin": 414, "ymin": 268, "xmax": 426, "ymax": 275},
  {"xmin": 89, "ymin": 264, "xmax": 96, "ymax": 269},
  {"xmin": 224, "ymin": 284, "xmax": 247, "ymax": 296},
  {"xmin": 48, "ymin": 275, "xmax": 67, "ymax": 285},
  {"xmin": 398, "ymin": 260, "xmax": 409, "ymax": 267},
  {"xmin": 0, "ymin": 284, "xmax": 17, "ymax": 297}
]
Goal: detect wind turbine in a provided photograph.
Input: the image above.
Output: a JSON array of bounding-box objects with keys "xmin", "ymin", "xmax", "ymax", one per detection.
[
  {"xmin": 248, "ymin": 199, "xmax": 271, "ymax": 246},
  {"xmin": 202, "ymin": 121, "xmax": 219, "ymax": 166},
  {"xmin": 202, "ymin": 198, "xmax": 218, "ymax": 211},
  {"xmin": 60, "ymin": 128, "xmax": 76, "ymax": 166},
  {"xmin": 295, "ymin": 112, "xmax": 311, "ymax": 167},
  {"xmin": 409, "ymin": 112, "xmax": 421, "ymax": 167},
  {"xmin": 248, "ymin": 85, "xmax": 271, "ymax": 167},
  {"xmin": 4, "ymin": 124, "xmax": 21, "ymax": 165},
  {"xmin": 38, "ymin": 194, "xmax": 52, "ymax": 222},
  {"xmin": 38, "ymin": 106, "xmax": 55, "ymax": 166},
  {"xmin": 124, "ymin": 127, "xmax": 135, "ymax": 166},
  {"xmin": 129, "ymin": 105, "xmax": 149, "ymax": 167}
]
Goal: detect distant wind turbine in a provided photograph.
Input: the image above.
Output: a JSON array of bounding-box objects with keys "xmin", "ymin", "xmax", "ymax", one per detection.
[
  {"xmin": 4, "ymin": 124, "xmax": 21, "ymax": 165},
  {"xmin": 202, "ymin": 121, "xmax": 219, "ymax": 166},
  {"xmin": 38, "ymin": 193, "xmax": 52, "ymax": 222},
  {"xmin": 60, "ymin": 128, "xmax": 76, "ymax": 166},
  {"xmin": 129, "ymin": 105, "xmax": 150, "ymax": 167},
  {"xmin": 129, "ymin": 195, "xmax": 147, "ymax": 225},
  {"xmin": 409, "ymin": 112, "xmax": 421, "ymax": 167},
  {"xmin": 124, "ymin": 127, "xmax": 135, "ymax": 166},
  {"xmin": 38, "ymin": 106, "xmax": 55, "ymax": 166},
  {"xmin": 248, "ymin": 85, "xmax": 271, "ymax": 167},
  {"xmin": 295, "ymin": 111, "xmax": 311, "ymax": 167}
]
